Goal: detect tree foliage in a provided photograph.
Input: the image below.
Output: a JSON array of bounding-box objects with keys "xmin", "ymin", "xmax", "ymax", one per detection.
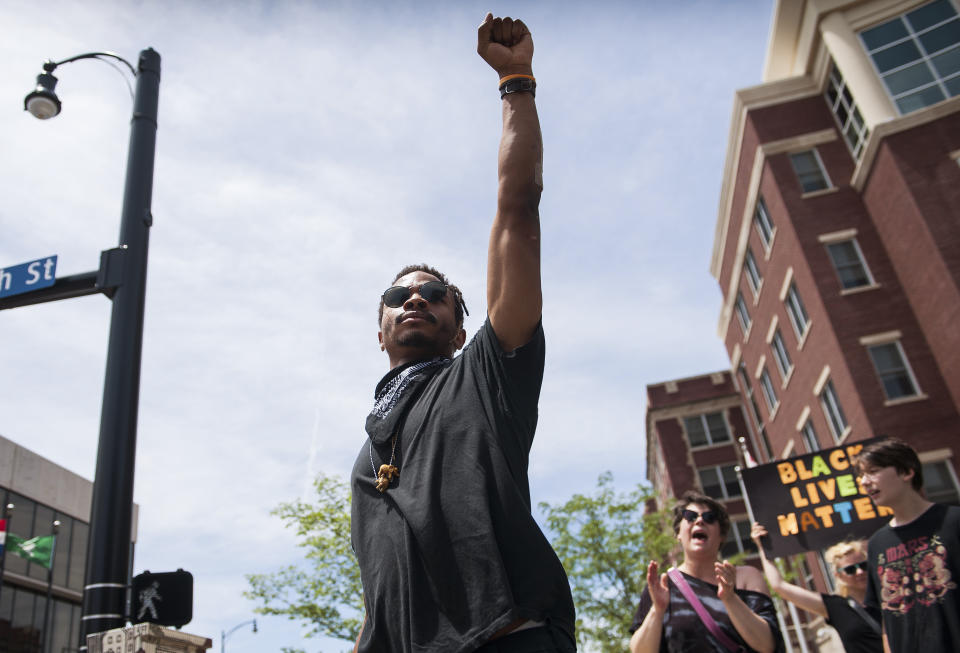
[
  {"xmin": 247, "ymin": 471, "xmax": 677, "ymax": 653},
  {"xmin": 539, "ymin": 471, "xmax": 676, "ymax": 653},
  {"xmin": 244, "ymin": 473, "xmax": 362, "ymax": 647}
]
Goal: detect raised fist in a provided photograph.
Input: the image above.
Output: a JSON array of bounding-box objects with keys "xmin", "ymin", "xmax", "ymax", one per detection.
[{"xmin": 477, "ymin": 13, "xmax": 534, "ymax": 77}]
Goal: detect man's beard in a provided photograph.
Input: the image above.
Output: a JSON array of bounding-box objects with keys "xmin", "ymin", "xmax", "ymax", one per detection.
[{"xmin": 397, "ymin": 331, "xmax": 442, "ymax": 350}]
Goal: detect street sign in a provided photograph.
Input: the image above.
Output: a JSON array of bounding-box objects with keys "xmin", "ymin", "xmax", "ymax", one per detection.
[
  {"xmin": 0, "ymin": 256, "xmax": 57, "ymax": 299},
  {"xmin": 131, "ymin": 569, "xmax": 193, "ymax": 627}
]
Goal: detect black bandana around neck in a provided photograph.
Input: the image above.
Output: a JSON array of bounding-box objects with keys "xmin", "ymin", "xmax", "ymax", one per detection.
[{"xmin": 365, "ymin": 357, "xmax": 449, "ymax": 444}]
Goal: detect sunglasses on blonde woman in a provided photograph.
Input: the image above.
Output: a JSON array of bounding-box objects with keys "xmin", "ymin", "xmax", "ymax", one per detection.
[{"xmin": 838, "ymin": 561, "xmax": 868, "ymax": 575}]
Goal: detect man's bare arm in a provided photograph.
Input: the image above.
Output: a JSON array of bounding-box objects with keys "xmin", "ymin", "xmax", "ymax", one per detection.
[{"xmin": 477, "ymin": 13, "xmax": 543, "ymax": 352}]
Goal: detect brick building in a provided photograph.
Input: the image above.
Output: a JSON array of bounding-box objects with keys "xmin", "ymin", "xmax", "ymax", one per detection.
[
  {"xmin": 709, "ymin": 0, "xmax": 960, "ymax": 513},
  {"xmin": 646, "ymin": 0, "xmax": 960, "ymax": 649}
]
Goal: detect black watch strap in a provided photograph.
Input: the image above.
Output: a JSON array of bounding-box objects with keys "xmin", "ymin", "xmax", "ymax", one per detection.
[{"xmin": 499, "ymin": 78, "xmax": 536, "ymax": 99}]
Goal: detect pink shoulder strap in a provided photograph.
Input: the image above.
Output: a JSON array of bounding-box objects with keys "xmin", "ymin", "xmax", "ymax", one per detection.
[{"xmin": 666, "ymin": 568, "xmax": 744, "ymax": 653}]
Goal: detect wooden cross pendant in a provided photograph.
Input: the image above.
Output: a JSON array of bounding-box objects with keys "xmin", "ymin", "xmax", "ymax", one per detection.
[{"xmin": 375, "ymin": 464, "xmax": 399, "ymax": 492}]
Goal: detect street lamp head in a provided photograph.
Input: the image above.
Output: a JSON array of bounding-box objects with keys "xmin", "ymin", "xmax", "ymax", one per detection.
[{"xmin": 24, "ymin": 63, "xmax": 62, "ymax": 119}]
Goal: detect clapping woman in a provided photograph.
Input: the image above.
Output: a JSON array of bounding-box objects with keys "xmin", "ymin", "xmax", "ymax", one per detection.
[
  {"xmin": 629, "ymin": 492, "xmax": 783, "ymax": 652},
  {"xmin": 750, "ymin": 523, "xmax": 881, "ymax": 652}
]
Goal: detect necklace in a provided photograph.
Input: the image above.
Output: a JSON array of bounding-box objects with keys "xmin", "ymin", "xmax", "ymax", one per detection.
[{"xmin": 369, "ymin": 433, "xmax": 400, "ymax": 492}]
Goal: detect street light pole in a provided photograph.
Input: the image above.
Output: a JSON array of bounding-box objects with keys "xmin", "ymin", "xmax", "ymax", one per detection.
[
  {"xmin": 221, "ymin": 619, "xmax": 257, "ymax": 653},
  {"xmin": 77, "ymin": 47, "xmax": 161, "ymax": 650}
]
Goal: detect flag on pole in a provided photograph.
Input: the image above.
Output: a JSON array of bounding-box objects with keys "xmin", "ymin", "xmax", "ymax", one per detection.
[
  {"xmin": 6, "ymin": 534, "xmax": 55, "ymax": 569},
  {"xmin": 0, "ymin": 519, "xmax": 6, "ymax": 555},
  {"xmin": 737, "ymin": 436, "xmax": 759, "ymax": 468}
]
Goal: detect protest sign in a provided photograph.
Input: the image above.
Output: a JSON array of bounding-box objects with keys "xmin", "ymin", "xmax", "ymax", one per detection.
[{"xmin": 740, "ymin": 439, "xmax": 893, "ymax": 557}]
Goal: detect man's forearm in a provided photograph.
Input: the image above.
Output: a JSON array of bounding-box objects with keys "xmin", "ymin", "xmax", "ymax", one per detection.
[{"xmin": 498, "ymin": 91, "xmax": 542, "ymax": 216}]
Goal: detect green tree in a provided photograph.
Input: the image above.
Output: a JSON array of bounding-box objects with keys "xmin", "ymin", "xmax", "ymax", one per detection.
[
  {"xmin": 244, "ymin": 473, "xmax": 362, "ymax": 648},
  {"xmin": 539, "ymin": 471, "xmax": 676, "ymax": 653}
]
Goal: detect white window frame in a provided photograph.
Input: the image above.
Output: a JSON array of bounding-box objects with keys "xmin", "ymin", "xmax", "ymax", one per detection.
[
  {"xmin": 921, "ymin": 459, "xmax": 960, "ymax": 504},
  {"xmin": 698, "ymin": 464, "xmax": 742, "ymax": 500},
  {"xmin": 683, "ymin": 412, "xmax": 732, "ymax": 448},
  {"xmin": 819, "ymin": 378, "xmax": 849, "ymax": 444},
  {"xmin": 784, "ymin": 282, "xmax": 810, "ymax": 341},
  {"xmin": 770, "ymin": 329, "xmax": 794, "ymax": 383},
  {"xmin": 825, "ymin": 239, "xmax": 875, "ymax": 291},
  {"xmin": 735, "ymin": 291, "xmax": 752, "ymax": 337},
  {"xmin": 754, "ymin": 196, "xmax": 775, "ymax": 252},
  {"xmin": 789, "ymin": 149, "xmax": 832, "ymax": 194},
  {"xmin": 759, "ymin": 367, "xmax": 779, "ymax": 415},
  {"xmin": 744, "ymin": 247, "xmax": 763, "ymax": 298},
  {"xmin": 859, "ymin": 0, "xmax": 960, "ymax": 115},
  {"xmin": 721, "ymin": 519, "xmax": 757, "ymax": 558},
  {"xmin": 801, "ymin": 419, "xmax": 821, "ymax": 452},
  {"xmin": 866, "ymin": 340, "xmax": 922, "ymax": 401},
  {"xmin": 824, "ymin": 61, "xmax": 870, "ymax": 159}
]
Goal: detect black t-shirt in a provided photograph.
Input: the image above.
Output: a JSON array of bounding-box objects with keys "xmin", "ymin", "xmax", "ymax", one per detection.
[
  {"xmin": 351, "ymin": 319, "xmax": 576, "ymax": 653},
  {"xmin": 629, "ymin": 570, "xmax": 784, "ymax": 653},
  {"xmin": 863, "ymin": 504, "xmax": 960, "ymax": 653},
  {"xmin": 820, "ymin": 593, "xmax": 881, "ymax": 653}
]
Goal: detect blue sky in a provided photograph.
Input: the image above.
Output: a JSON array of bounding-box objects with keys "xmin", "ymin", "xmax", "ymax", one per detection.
[{"xmin": 0, "ymin": 1, "xmax": 773, "ymax": 651}]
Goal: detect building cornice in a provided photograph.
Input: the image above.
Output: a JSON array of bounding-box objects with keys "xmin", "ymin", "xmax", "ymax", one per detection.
[{"xmin": 710, "ymin": 76, "xmax": 821, "ymax": 282}]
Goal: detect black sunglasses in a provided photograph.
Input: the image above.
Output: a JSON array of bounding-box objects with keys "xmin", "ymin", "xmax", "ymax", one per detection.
[
  {"xmin": 682, "ymin": 509, "xmax": 719, "ymax": 525},
  {"xmin": 382, "ymin": 281, "xmax": 448, "ymax": 308},
  {"xmin": 838, "ymin": 561, "xmax": 868, "ymax": 575}
]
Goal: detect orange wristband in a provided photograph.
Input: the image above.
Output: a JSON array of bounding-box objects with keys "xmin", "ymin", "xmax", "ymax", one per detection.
[{"xmin": 498, "ymin": 74, "xmax": 536, "ymax": 86}]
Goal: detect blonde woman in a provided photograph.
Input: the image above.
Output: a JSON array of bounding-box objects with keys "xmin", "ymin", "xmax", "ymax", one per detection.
[{"xmin": 750, "ymin": 523, "xmax": 881, "ymax": 653}]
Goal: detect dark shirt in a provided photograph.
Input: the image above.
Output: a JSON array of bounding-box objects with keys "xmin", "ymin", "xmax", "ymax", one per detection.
[
  {"xmin": 630, "ymin": 570, "xmax": 784, "ymax": 652},
  {"xmin": 821, "ymin": 593, "xmax": 882, "ymax": 653},
  {"xmin": 351, "ymin": 319, "xmax": 575, "ymax": 653},
  {"xmin": 864, "ymin": 504, "xmax": 960, "ymax": 653}
]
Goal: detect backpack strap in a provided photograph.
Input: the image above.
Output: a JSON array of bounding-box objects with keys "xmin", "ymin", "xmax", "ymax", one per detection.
[
  {"xmin": 845, "ymin": 597, "xmax": 881, "ymax": 635},
  {"xmin": 667, "ymin": 568, "xmax": 744, "ymax": 653}
]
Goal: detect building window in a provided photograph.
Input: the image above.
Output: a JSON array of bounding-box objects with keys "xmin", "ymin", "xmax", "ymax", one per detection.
[
  {"xmin": 684, "ymin": 412, "xmax": 731, "ymax": 448},
  {"xmin": 744, "ymin": 248, "xmax": 763, "ymax": 297},
  {"xmin": 754, "ymin": 196, "xmax": 774, "ymax": 251},
  {"xmin": 699, "ymin": 464, "xmax": 741, "ymax": 500},
  {"xmin": 735, "ymin": 292, "xmax": 752, "ymax": 336},
  {"xmin": 759, "ymin": 367, "xmax": 779, "ymax": 414},
  {"xmin": 801, "ymin": 419, "xmax": 821, "ymax": 452},
  {"xmin": 825, "ymin": 62, "xmax": 870, "ymax": 159},
  {"xmin": 722, "ymin": 519, "xmax": 758, "ymax": 558},
  {"xmin": 771, "ymin": 329, "xmax": 793, "ymax": 381},
  {"xmin": 784, "ymin": 283, "xmax": 810, "ymax": 339},
  {"xmin": 826, "ymin": 239, "xmax": 874, "ymax": 289},
  {"xmin": 867, "ymin": 341, "xmax": 920, "ymax": 399},
  {"xmin": 736, "ymin": 363, "xmax": 774, "ymax": 460},
  {"xmin": 922, "ymin": 460, "xmax": 960, "ymax": 504},
  {"xmin": 789, "ymin": 149, "xmax": 831, "ymax": 193},
  {"xmin": 820, "ymin": 379, "xmax": 849, "ymax": 442},
  {"xmin": 860, "ymin": 0, "xmax": 960, "ymax": 115}
]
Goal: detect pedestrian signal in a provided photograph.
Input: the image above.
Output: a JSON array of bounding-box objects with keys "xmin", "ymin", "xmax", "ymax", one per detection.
[{"xmin": 131, "ymin": 569, "xmax": 193, "ymax": 627}]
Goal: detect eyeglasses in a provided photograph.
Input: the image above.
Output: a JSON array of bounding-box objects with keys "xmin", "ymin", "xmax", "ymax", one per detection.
[
  {"xmin": 838, "ymin": 561, "xmax": 868, "ymax": 575},
  {"xmin": 382, "ymin": 281, "xmax": 448, "ymax": 308},
  {"xmin": 682, "ymin": 509, "xmax": 719, "ymax": 525}
]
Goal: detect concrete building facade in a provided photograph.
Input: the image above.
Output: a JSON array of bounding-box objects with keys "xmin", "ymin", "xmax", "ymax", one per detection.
[{"xmin": 0, "ymin": 434, "xmax": 138, "ymax": 653}]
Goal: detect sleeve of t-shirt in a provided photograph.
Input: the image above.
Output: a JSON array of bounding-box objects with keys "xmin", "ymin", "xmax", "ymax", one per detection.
[
  {"xmin": 468, "ymin": 317, "xmax": 545, "ymax": 450},
  {"xmin": 629, "ymin": 587, "xmax": 653, "ymax": 634},
  {"xmin": 739, "ymin": 590, "xmax": 787, "ymax": 653}
]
